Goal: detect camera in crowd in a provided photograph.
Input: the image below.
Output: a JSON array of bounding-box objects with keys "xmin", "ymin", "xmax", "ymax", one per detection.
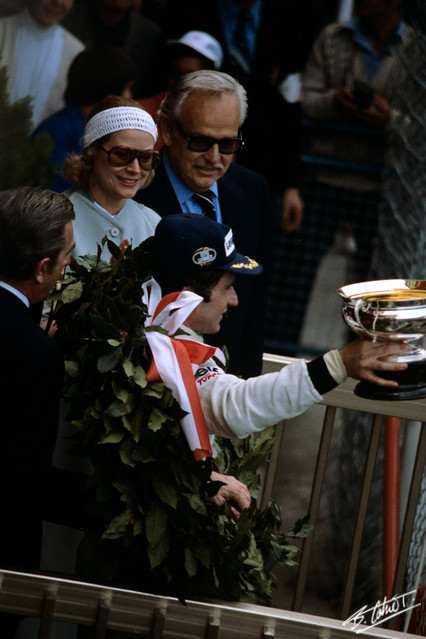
[{"xmin": 352, "ymin": 80, "xmax": 375, "ymax": 109}]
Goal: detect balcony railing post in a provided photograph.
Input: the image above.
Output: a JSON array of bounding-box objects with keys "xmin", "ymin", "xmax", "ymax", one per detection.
[
  {"xmin": 383, "ymin": 416, "xmax": 401, "ymax": 599},
  {"xmin": 339, "ymin": 413, "xmax": 384, "ymax": 620},
  {"xmin": 292, "ymin": 405, "xmax": 336, "ymax": 612},
  {"xmin": 389, "ymin": 423, "xmax": 426, "ymax": 630}
]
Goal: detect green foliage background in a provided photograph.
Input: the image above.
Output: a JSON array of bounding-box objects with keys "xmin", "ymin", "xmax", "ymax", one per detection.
[
  {"xmin": 54, "ymin": 238, "xmax": 312, "ymax": 604},
  {"xmin": 0, "ymin": 63, "xmax": 54, "ymax": 189}
]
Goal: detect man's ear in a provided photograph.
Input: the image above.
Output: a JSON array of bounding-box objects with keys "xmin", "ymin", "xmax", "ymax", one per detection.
[
  {"xmin": 34, "ymin": 257, "xmax": 52, "ymax": 284},
  {"xmin": 159, "ymin": 118, "xmax": 175, "ymax": 147}
]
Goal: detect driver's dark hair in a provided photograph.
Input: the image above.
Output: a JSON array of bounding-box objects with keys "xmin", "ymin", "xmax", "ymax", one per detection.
[{"xmin": 153, "ymin": 267, "xmax": 223, "ymax": 303}]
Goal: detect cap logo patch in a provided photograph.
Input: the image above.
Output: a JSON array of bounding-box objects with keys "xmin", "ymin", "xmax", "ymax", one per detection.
[
  {"xmin": 192, "ymin": 246, "xmax": 217, "ymax": 266},
  {"xmin": 224, "ymin": 229, "xmax": 235, "ymax": 257}
]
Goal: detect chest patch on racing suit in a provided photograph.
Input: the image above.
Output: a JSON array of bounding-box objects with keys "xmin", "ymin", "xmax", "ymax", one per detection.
[{"xmin": 195, "ymin": 365, "xmax": 223, "ymax": 387}]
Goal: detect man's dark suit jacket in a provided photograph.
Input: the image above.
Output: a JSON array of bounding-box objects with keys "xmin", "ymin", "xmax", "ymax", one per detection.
[
  {"xmin": 136, "ymin": 160, "xmax": 272, "ymax": 379},
  {"xmin": 0, "ymin": 287, "xmax": 64, "ymax": 573}
]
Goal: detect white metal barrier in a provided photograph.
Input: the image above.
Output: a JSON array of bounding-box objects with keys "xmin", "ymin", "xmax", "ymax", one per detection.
[{"xmin": 0, "ymin": 569, "xmax": 412, "ymax": 638}]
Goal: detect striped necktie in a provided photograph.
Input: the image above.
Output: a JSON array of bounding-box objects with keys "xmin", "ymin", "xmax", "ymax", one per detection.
[{"xmin": 192, "ymin": 191, "xmax": 216, "ymax": 220}]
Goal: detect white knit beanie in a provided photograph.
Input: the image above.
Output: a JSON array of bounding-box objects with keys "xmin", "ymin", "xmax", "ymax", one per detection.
[{"xmin": 83, "ymin": 106, "xmax": 158, "ymax": 147}]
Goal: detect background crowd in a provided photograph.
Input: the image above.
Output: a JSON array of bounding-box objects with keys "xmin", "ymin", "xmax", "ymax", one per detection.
[
  {"xmin": 0, "ymin": 0, "xmax": 411, "ymax": 359},
  {"xmin": 1, "ymin": 0, "xmax": 425, "ymax": 636}
]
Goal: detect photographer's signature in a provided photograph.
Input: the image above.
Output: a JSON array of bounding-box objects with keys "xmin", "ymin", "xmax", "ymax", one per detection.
[{"xmin": 343, "ymin": 590, "xmax": 420, "ymax": 634}]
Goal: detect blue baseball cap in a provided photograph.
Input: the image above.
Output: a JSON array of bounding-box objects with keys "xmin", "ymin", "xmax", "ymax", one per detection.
[{"xmin": 153, "ymin": 213, "xmax": 263, "ymax": 276}]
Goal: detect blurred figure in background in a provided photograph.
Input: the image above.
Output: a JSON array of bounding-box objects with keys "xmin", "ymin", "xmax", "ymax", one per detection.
[
  {"xmin": 31, "ymin": 46, "xmax": 137, "ymax": 192},
  {"xmin": 368, "ymin": 4, "xmax": 426, "ymax": 627},
  {"xmin": 265, "ymin": 0, "xmax": 411, "ymax": 353},
  {"xmin": 0, "ymin": 0, "xmax": 26, "ymax": 15},
  {"xmin": 164, "ymin": 30, "xmax": 223, "ymax": 84},
  {"xmin": 139, "ymin": 30, "xmax": 223, "ymax": 149},
  {"xmin": 153, "ymin": 0, "xmax": 333, "ymax": 241},
  {"xmin": 0, "ymin": 0, "xmax": 84, "ymax": 130},
  {"xmin": 62, "ymin": 0, "xmax": 165, "ymax": 98}
]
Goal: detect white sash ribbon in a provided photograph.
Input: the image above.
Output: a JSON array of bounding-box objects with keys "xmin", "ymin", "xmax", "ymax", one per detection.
[{"xmin": 142, "ymin": 278, "xmax": 225, "ymax": 460}]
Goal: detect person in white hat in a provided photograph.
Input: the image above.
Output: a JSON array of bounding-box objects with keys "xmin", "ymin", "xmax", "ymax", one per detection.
[
  {"xmin": 137, "ymin": 31, "xmax": 224, "ymax": 142},
  {"xmin": 166, "ymin": 30, "xmax": 224, "ymax": 79}
]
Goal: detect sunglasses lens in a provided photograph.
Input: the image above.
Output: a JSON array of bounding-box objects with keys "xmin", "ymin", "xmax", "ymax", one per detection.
[
  {"xmin": 137, "ymin": 152, "xmax": 157, "ymax": 170},
  {"xmin": 175, "ymin": 121, "xmax": 242, "ymax": 155},
  {"xmin": 188, "ymin": 137, "xmax": 242, "ymax": 154},
  {"xmin": 107, "ymin": 148, "xmax": 159, "ymax": 170},
  {"xmin": 109, "ymin": 148, "xmax": 137, "ymax": 167},
  {"xmin": 150, "ymin": 153, "xmax": 160, "ymax": 170},
  {"xmin": 188, "ymin": 137, "xmax": 212, "ymax": 153},
  {"xmin": 219, "ymin": 140, "xmax": 242, "ymax": 154}
]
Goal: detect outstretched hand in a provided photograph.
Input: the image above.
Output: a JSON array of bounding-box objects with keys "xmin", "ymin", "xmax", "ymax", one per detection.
[
  {"xmin": 339, "ymin": 339, "xmax": 411, "ymax": 387},
  {"xmin": 210, "ymin": 471, "xmax": 251, "ymax": 520}
]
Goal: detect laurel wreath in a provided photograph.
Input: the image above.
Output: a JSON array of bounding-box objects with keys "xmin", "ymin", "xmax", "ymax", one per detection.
[{"xmin": 52, "ymin": 237, "xmax": 312, "ymax": 604}]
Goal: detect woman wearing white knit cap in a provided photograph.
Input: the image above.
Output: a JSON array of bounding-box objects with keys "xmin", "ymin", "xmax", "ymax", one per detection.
[{"xmin": 62, "ymin": 95, "xmax": 161, "ymax": 262}]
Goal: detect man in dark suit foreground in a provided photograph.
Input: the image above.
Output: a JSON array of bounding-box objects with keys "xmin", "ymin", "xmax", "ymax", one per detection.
[
  {"xmin": 0, "ymin": 187, "xmax": 74, "ymax": 635},
  {"xmin": 136, "ymin": 70, "xmax": 272, "ymax": 378}
]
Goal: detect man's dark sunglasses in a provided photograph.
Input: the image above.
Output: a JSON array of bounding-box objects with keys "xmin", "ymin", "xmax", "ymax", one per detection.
[
  {"xmin": 98, "ymin": 145, "xmax": 161, "ymax": 170},
  {"xmin": 175, "ymin": 120, "xmax": 244, "ymax": 154}
]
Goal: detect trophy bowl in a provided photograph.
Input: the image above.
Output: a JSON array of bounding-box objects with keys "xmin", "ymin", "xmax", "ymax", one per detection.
[{"xmin": 339, "ymin": 279, "xmax": 426, "ymax": 400}]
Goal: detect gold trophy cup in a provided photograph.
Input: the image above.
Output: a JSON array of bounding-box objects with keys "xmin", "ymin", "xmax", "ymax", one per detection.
[{"xmin": 339, "ymin": 279, "xmax": 426, "ymax": 400}]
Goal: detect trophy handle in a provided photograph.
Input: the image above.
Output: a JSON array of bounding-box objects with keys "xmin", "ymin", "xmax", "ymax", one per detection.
[{"xmin": 354, "ymin": 298, "xmax": 377, "ymax": 340}]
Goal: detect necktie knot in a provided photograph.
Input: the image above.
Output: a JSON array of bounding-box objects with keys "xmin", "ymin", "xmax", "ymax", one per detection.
[{"xmin": 192, "ymin": 191, "xmax": 216, "ymax": 220}]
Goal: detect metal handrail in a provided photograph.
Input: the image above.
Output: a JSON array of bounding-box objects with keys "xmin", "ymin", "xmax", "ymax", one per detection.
[{"xmin": 0, "ymin": 569, "xmax": 411, "ymax": 638}]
